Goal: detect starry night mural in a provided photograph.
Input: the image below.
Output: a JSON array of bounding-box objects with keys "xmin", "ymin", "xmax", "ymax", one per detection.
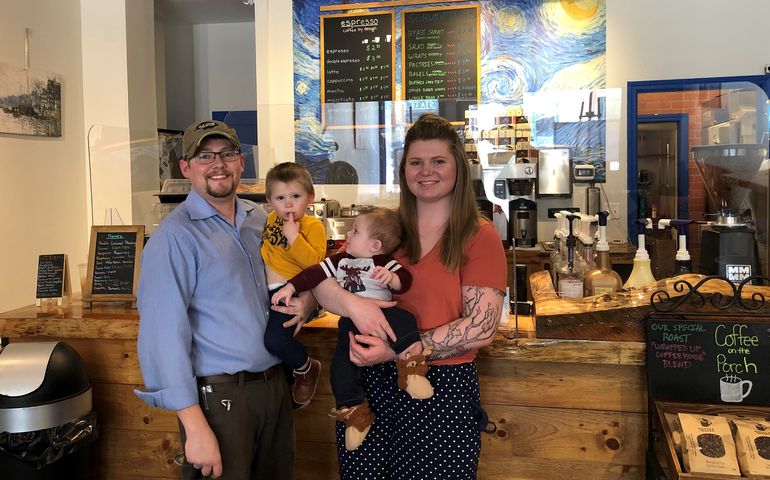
[{"xmin": 292, "ymin": 0, "xmax": 606, "ymax": 184}]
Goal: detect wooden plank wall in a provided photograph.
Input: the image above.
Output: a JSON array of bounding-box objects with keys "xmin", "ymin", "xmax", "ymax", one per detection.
[{"xmin": 2, "ymin": 320, "xmax": 647, "ymax": 479}]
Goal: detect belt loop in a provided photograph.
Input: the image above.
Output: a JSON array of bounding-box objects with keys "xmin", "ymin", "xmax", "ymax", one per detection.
[
  {"xmin": 263, "ymin": 367, "xmax": 270, "ymax": 382},
  {"xmin": 238, "ymin": 371, "xmax": 245, "ymax": 388}
]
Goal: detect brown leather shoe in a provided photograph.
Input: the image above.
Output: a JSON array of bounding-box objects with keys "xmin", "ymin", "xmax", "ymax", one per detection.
[{"xmin": 292, "ymin": 358, "xmax": 321, "ymax": 408}]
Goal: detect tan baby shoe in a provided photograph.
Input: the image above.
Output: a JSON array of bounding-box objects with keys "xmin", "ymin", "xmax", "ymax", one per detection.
[
  {"xmin": 329, "ymin": 399, "xmax": 375, "ymax": 451},
  {"xmin": 396, "ymin": 352, "xmax": 433, "ymax": 399}
]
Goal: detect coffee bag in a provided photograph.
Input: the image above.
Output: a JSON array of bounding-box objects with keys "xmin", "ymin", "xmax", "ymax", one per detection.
[
  {"xmin": 678, "ymin": 413, "xmax": 741, "ymax": 477},
  {"xmin": 731, "ymin": 418, "xmax": 770, "ymax": 476}
]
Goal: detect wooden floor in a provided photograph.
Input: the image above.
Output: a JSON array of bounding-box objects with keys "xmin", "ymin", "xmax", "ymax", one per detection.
[{"xmin": 1, "ymin": 302, "xmax": 646, "ymax": 479}]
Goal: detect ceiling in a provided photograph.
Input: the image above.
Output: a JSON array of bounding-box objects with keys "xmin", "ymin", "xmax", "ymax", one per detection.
[{"xmin": 157, "ymin": 0, "xmax": 255, "ymax": 24}]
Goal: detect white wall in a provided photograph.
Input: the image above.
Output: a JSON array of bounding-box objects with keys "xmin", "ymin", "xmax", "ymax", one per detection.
[
  {"xmin": 193, "ymin": 22, "xmax": 257, "ymax": 121},
  {"xmin": 602, "ymin": 0, "xmax": 770, "ymax": 242},
  {"xmin": 0, "ymin": 0, "xmax": 88, "ymax": 311}
]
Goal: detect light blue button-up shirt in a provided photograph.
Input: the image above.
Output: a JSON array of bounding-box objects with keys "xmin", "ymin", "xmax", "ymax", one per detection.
[{"xmin": 135, "ymin": 189, "xmax": 276, "ymax": 411}]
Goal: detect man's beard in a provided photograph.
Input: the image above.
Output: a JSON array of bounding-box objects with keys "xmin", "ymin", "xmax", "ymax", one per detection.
[{"xmin": 205, "ymin": 177, "xmax": 236, "ymax": 198}]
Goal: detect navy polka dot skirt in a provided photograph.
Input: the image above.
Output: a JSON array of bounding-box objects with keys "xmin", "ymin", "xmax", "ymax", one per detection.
[{"xmin": 335, "ymin": 361, "xmax": 483, "ymax": 479}]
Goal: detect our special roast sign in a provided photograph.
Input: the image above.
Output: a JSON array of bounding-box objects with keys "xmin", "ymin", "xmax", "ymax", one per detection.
[{"xmin": 646, "ymin": 317, "xmax": 769, "ymax": 405}]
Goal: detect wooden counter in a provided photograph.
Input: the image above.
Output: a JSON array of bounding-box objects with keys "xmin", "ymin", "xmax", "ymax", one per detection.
[{"xmin": 0, "ymin": 301, "xmax": 646, "ymax": 479}]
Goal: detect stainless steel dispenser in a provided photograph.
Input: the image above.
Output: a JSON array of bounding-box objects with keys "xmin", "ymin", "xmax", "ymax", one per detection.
[{"xmin": 537, "ymin": 148, "xmax": 572, "ymax": 197}]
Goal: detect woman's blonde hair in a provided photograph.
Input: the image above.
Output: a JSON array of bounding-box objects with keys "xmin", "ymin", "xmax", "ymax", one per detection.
[{"xmin": 398, "ymin": 113, "xmax": 480, "ymax": 271}]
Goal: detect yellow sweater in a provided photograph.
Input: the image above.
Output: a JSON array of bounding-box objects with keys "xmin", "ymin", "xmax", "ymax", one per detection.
[{"xmin": 261, "ymin": 210, "xmax": 327, "ymax": 280}]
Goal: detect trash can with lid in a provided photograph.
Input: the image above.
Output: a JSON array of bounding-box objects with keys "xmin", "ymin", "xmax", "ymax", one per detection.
[{"xmin": 0, "ymin": 340, "xmax": 99, "ymax": 479}]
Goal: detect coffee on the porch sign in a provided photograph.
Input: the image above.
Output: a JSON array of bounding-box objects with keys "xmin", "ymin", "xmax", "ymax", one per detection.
[{"xmin": 646, "ymin": 317, "xmax": 770, "ymax": 405}]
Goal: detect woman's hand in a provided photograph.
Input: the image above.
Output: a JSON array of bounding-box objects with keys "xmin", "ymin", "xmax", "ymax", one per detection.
[
  {"xmin": 349, "ymin": 332, "xmax": 396, "ymax": 366},
  {"xmin": 350, "ymin": 297, "xmax": 398, "ymax": 341},
  {"xmin": 312, "ymin": 278, "xmax": 397, "ymax": 341}
]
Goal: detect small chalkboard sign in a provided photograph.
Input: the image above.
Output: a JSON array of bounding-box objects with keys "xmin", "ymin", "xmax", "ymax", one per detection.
[
  {"xmin": 646, "ymin": 316, "xmax": 770, "ymax": 406},
  {"xmin": 402, "ymin": 5, "xmax": 480, "ymax": 124},
  {"xmin": 83, "ymin": 225, "xmax": 144, "ymax": 308},
  {"xmin": 35, "ymin": 253, "xmax": 70, "ymax": 306},
  {"xmin": 320, "ymin": 11, "xmax": 395, "ymax": 128}
]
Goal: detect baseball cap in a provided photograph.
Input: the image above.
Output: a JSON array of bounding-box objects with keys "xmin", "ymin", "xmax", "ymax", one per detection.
[{"xmin": 182, "ymin": 120, "xmax": 241, "ymax": 159}]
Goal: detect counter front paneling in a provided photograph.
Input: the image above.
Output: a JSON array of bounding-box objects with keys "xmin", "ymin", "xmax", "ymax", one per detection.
[{"xmin": 0, "ymin": 301, "xmax": 646, "ymax": 479}]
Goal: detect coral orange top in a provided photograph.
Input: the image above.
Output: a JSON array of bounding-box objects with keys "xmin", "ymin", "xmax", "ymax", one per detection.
[{"xmin": 393, "ymin": 221, "xmax": 507, "ymax": 365}]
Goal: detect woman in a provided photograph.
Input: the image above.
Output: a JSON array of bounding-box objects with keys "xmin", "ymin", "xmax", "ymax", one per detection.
[{"xmin": 313, "ymin": 113, "xmax": 507, "ymax": 479}]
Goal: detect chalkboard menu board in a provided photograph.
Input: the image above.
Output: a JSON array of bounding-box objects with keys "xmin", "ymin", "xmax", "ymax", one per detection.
[
  {"xmin": 84, "ymin": 225, "xmax": 144, "ymax": 307},
  {"xmin": 402, "ymin": 6, "xmax": 480, "ymax": 122},
  {"xmin": 321, "ymin": 11, "xmax": 395, "ymax": 127},
  {"xmin": 36, "ymin": 254, "xmax": 67, "ymax": 300},
  {"xmin": 646, "ymin": 316, "xmax": 770, "ymax": 406}
]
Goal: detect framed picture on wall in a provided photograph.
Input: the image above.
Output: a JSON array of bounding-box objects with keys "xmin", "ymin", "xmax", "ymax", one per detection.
[{"xmin": 157, "ymin": 128, "xmax": 184, "ymax": 189}]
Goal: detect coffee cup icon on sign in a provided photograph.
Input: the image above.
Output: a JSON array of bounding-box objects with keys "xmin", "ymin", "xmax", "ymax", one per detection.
[{"xmin": 719, "ymin": 375, "xmax": 753, "ymax": 402}]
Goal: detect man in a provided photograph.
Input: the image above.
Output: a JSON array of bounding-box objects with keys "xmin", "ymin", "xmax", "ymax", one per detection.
[{"xmin": 136, "ymin": 120, "xmax": 303, "ymax": 479}]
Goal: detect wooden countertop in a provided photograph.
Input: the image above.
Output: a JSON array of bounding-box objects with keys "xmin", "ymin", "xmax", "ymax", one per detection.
[{"xmin": 0, "ymin": 299, "xmax": 644, "ymax": 368}]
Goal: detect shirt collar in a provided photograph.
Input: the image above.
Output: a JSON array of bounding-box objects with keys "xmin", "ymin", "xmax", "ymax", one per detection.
[{"xmin": 185, "ymin": 189, "xmax": 254, "ymax": 223}]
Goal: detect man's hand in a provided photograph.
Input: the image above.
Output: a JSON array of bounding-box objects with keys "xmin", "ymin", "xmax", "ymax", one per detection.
[
  {"xmin": 271, "ymin": 290, "xmax": 318, "ymax": 336},
  {"xmin": 177, "ymin": 405, "xmax": 222, "ymax": 478}
]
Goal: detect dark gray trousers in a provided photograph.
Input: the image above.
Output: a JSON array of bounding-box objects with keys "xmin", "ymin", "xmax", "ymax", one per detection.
[{"xmin": 179, "ymin": 372, "xmax": 294, "ymax": 479}]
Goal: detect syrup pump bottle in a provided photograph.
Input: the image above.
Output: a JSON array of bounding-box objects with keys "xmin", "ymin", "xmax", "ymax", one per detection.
[
  {"xmin": 551, "ymin": 211, "xmax": 570, "ymax": 283},
  {"xmin": 577, "ymin": 213, "xmax": 598, "ymax": 274},
  {"xmin": 658, "ymin": 218, "xmax": 694, "ymax": 275},
  {"xmin": 584, "ymin": 211, "xmax": 623, "ymax": 296},
  {"xmin": 624, "ymin": 218, "xmax": 656, "ymax": 289},
  {"xmin": 557, "ymin": 214, "xmax": 584, "ymax": 298}
]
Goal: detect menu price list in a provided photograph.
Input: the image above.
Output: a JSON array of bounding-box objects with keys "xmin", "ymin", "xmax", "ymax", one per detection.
[
  {"xmin": 91, "ymin": 232, "xmax": 137, "ymax": 295},
  {"xmin": 322, "ymin": 13, "xmax": 394, "ymax": 104},
  {"xmin": 403, "ymin": 7, "xmax": 478, "ymax": 101},
  {"xmin": 36, "ymin": 254, "xmax": 65, "ymax": 298}
]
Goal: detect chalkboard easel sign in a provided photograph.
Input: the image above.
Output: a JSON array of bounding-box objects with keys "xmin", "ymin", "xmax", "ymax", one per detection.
[
  {"xmin": 646, "ymin": 315, "xmax": 770, "ymax": 406},
  {"xmin": 35, "ymin": 253, "xmax": 70, "ymax": 306},
  {"xmin": 83, "ymin": 225, "xmax": 145, "ymax": 308}
]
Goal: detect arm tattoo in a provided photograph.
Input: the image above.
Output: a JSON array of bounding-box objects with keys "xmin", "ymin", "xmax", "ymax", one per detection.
[{"xmin": 422, "ymin": 286, "xmax": 505, "ymax": 360}]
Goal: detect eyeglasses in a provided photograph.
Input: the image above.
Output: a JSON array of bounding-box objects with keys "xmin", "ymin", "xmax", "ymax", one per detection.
[{"xmin": 192, "ymin": 149, "xmax": 241, "ymax": 164}]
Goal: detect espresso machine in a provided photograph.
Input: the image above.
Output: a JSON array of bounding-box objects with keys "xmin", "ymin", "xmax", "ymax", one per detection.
[{"xmin": 492, "ymin": 161, "xmax": 538, "ymax": 247}]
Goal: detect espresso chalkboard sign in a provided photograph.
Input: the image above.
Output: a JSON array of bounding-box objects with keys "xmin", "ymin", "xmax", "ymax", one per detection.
[
  {"xmin": 35, "ymin": 254, "xmax": 69, "ymax": 303},
  {"xmin": 84, "ymin": 225, "xmax": 144, "ymax": 308},
  {"xmin": 402, "ymin": 5, "xmax": 480, "ymax": 123},
  {"xmin": 646, "ymin": 316, "xmax": 770, "ymax": 406},
  {"xmin": 320, "ymin": 11, "xmax": 394, "ymax": 127}
]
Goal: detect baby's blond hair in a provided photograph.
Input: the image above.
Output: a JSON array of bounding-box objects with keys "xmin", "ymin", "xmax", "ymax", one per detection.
[{"xmin": 360, "ymin": 208, "xmax": 402, "ymax": 255}]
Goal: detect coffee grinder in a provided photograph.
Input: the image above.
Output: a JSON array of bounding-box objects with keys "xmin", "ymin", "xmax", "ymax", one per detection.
[
  {"xmin": 469, "ymin": 160, "xmax": 494, "ymax": 221},
  {"xmin": 693, "ymin": 144, "xmax": 766, "ymax": 282},
  {"xmin": 492, "ymin": 161, "xmax": 538, "ymax": 247}
]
